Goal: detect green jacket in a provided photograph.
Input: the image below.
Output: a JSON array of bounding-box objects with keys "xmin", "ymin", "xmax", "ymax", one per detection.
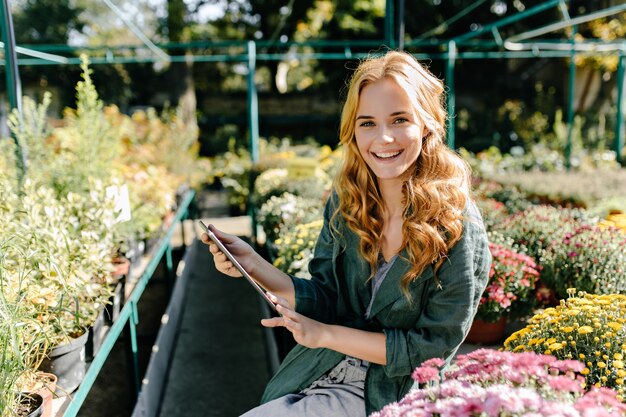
[{"xmin": 261, "ymin": 197, "xmax": 491, "ymax": 415}]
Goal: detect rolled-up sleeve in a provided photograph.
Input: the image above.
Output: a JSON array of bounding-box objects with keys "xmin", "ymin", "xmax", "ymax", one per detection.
[
  {"xmin": 382, "ymin": 216, "xmax": 491, "ymax": 378},
  {"xmin": 290, "ymin": 197, "xmax": 340, "ymax": 323}
]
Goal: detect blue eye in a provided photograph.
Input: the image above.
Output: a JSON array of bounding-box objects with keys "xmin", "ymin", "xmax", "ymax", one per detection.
[
  {"xmin": 359, "ymin": 121, "xmax": 374, "ymax": 127},
  {"xmin": 393, "ymin": 118, "xmax": 408, "ymax": 124}
]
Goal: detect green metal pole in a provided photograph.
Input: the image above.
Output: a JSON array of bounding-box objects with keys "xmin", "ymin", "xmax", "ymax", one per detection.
[
  {"xmin": 565, "ymin": 26, "xmax": 577, "ymax": 169},
  {"xmin": 0, "ymin": 0, "xmax": 27, "ymax": 180},
  {"xmin": 616, "ymin": 49, "xmax": 625, "ymax": 165},
  {"xmin": 385, "ymin": 0, "xmax": 395, "ymax": 49},
  {"xmin": 247, "ymin": 41, "xmax": 259, "ymax": 243},
  {"xmin": 247, "ymin": 41, "xmax": 259, "ymax": 163},
  {"xmin": 397, "ymin": 0, "xmax": 405, "ymax": 51},
  {"xmin": 446, "ymin": 41, "xmax": 457, "ymax": 149},
  {"xmin": 0, "ymin": 0, "xmax": 21, "ymax": 113}
]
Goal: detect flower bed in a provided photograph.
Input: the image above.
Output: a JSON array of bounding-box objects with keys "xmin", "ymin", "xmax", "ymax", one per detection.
[
  {"xmin": 475, "ymin": 241, "xmax": 541, "ymax": 323},
  {"xmin": 504, "ymin": 290, "xmax": 626, "ymax": 398},
  {"xmin": 372, "ymin": 349, "xmax": 626, "ymax": 417}
]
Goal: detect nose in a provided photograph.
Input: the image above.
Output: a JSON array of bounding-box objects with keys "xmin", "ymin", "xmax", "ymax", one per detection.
[{"xmin": 380, "ymin": 127, "xmax": 394, "ymax": 143}]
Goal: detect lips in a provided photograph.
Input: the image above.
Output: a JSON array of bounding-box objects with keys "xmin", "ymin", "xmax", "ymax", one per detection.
[{"xmin": 372, "ymin": 150, "xmax": 403, "ymax": 159}]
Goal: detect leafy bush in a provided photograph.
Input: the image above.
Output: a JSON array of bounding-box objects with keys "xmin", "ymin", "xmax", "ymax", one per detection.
[
  {"xmin": 253, "ymin": 165, "xmax": 331, "ymax": 205},
  {"xmin": 490, "ymin": 169, "xmax": 626, "ymax": 209},
  {"xmin": 475, "ymin": 180, "xmax": 534, "ymax": 215},
  {"xmin": 475, "ymin": 197, "xmax": 511, "ymax": 230},
  {"xmin": 491, "ymin": 205, "xmax": 596, "ymax": 262},
  {"xmin": 273, "ymin": 220, "xmax": 324, "ymax": 279},
  {"xmin": 540, "ymin": 225, "xmax": 626, "ymax": 299},
  {"xmin": 257, "ymin": 193, "xmax": 323, "ymax": 243}
]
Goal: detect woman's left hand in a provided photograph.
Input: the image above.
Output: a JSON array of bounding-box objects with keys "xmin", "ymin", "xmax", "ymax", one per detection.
[{"xmin": 261, "ymin": 293, "xmax": 327, "ymax": 349}]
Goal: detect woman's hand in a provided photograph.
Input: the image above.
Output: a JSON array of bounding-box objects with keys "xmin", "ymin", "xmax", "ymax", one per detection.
[
  {"xmin": 261, "ymin": 293, "xmax": 327, "ymax": 349},
  {"xmin": 200, "ymin": 224, "xmax": 257, "ymax": 278}
]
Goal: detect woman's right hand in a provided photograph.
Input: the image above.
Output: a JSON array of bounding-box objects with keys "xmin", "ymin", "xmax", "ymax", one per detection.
[{"xmin": 200, "ymin": 224, "xmax": 256, "ymax": 278}]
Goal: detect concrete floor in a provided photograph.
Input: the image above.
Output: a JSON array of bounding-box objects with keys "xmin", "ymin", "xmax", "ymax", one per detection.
[{"xmin": 157, "ymin": 230, "xmax": 271, "ymax": 417}]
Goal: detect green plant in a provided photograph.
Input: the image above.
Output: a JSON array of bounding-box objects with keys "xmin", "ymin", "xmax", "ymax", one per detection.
[
  {"xmin": 490, "ymin": 169, "xmax": 626, "ymax": 210},
  {"xmin": 0, "ymin": 178, "xmax": 117, "ymax": 347},
  {"xmin": 253, "ymin": 165, "xmax": 332, "ymax": 206},
  {"xmin": 475, "ymin": 197, "xmax": 510, "ymax": 230},
  {"xmin": 474, "ymin": 179, "xmax": 534, "ymax": 215},
  {"xmin": 504, "ymin": 290, "xmax": 626, "ymax": 399},
  {"xmin": 0, "ymin": 238, "xmax": 49, "ymax": 417},
  {"xmin": 257, "ymin": 192, "xmax": 324, "ymax": 242},
  {"xmin": 7, "ymin": 55, "xmax": 122, "ymax": 196},
  {"xmin": 210, "ymin": 139, "xmax": 253, "ymax": 213},
  {"xmin": 540, "ymin": 225, "xmax": 626, "ymax": 300},
  {"xmin": 273, "ymin": 220, "xmax": 324, "ymax": 278},
  {"xmin": 491, "ymin": 205, "xmax": 596, "ymax": 263},
  {"xmin": 0, "ymin": 292, "xmax": 24, "ymax": 416},
  {"xmin": 475, "ymin": 241, "xmax": 541, "ymax": 323}
]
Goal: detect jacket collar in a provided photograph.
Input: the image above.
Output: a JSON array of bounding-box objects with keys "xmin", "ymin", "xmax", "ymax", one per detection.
[{"xmin": 339, "ymin": 228, "xmax": 433, "ymax": 318}]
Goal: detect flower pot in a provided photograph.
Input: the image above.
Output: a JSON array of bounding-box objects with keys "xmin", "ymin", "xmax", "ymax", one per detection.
[
  {"xmin": 465, "ymin": 317, "xmax": 507, "ymax": 345},
  {"xmin": 111, "ymin": 256, "xmax": 131, "ymax": 278},
  {"xmin": 86, "ymin": 309, "xmax": 108, "ymax": 362},
  {"xmin": 39, "ymin": 331, "xmax": 89, "ymax": 396},
  {"xmin": 16, "ymin": 392, "xmax": 44, "ymax": 417},
  {"xmin": 33, "ymin": 372, "xmax": 57, "ymax": 417},
  {"xmin": 105, "ymin": 278, "xmax": 125, "ymax": 326}
]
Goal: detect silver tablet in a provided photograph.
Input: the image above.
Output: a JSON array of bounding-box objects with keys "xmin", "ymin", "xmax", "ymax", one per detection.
[{"xmin": 199, "ymin": 221, "xmax": 277, "ymax": 312}]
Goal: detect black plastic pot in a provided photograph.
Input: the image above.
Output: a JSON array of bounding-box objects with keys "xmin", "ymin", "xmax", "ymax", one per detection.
[
  {"xmin": 39, "ymin": 331, "xmax": 89, "ymax": 395},
  {"xmin": 16, "ymin": 392, "xmax": 44, "ymax": 417}
]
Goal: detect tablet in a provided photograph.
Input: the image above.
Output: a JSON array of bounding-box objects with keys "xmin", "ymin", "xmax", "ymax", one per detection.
[{"xmin": 199, "ymin": 221, "xmax": 277, "ymax": 312}]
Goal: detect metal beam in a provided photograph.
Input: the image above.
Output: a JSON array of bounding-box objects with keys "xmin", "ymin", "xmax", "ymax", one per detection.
[
  {"xmin": 102, "ymin": 0, "xmax": 169, "ymax": 63},
  {"xmin": 385, "ymin": 0, "xmax": 395, "ymax": 49},
  {"xmin": 616, "ymin": 50, "xmax": 625, "ymax": 165},
  {"xmin": 0, "ymin": 0, "xmax": 27, "ymax": 182},
  {"xmin": 0, "ymin": 0, "xmax": 21, "ymax": 114},
  {"xmin": 565, "ymin": 25, "xmax": 577, "ymax": 169},
  {"xmin": 453, "ymin": 0, "xmax": 563, "ymax": 44},
  {"xmin": 446, "ymin": 41, "xmax": 457, "ymax": 149},
  {"xmin": 505, "ymin": 3, "xmax": 626, "ymax": 44}
]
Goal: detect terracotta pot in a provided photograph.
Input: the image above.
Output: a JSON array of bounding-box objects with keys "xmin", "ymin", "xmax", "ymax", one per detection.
[
  {"xmin": 33, "ymin": 372, "xmax": 57, "ymax": 417},
  {"xmin": 111, "ymin": 256, "xmax": 131, "ymax": 278},
  {"xmin": 465, "ymin": 317, "xmax": 507, "ymax": 345}
]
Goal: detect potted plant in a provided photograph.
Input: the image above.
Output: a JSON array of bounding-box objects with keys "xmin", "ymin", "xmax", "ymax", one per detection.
[
  {"xmin": 272, "ymin": 219, "xmax": 324, "ymax": 279},
  {"xmin": 491, "ymin": 205, "xmax": 596, "ymax": 262},
  {"xmin": 505, "ymin": 289, "xmax": 626, "ymax": 398},
  {"xmin": 540, "ymin": 224, "xmax": 626, "ymax": 300},
  {"xmin": 0, "ymin": 178, "xmax": 118, "ymax": 394},
  {"xmin": 465, "ymin": 235, "xmax": 541, "ymax": 344},
  {"xmin": 257, "ymin": 192, "xmax": 324, "ymax": 243},
  {"xmin": 0, "ymin": 236, "xmax": 52, "ymax": 417},
  {"xmin": 0, "ymin": 291, "xmax": 26, "ymax": 416}
]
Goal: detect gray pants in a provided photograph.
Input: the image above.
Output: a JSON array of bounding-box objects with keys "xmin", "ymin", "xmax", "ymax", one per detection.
[{"xmin": 241, "ymin": 357, "xmax": 368, "ymax": 417}]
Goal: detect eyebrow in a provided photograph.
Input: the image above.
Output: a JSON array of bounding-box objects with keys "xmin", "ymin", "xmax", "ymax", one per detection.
[{"xmin": 355, "ymin": 111, "xmax": 409, "ymax": 121}]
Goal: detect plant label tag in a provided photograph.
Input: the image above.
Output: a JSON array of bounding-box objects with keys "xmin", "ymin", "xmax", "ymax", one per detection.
[{"xmin": 106, "ymin": 183, "xmax": 132, "ymax": 223}]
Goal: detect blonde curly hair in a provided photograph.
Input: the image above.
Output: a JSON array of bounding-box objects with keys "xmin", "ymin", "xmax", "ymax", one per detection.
[{"xmin": 332, "ymin": 51, "xmax": 471, "ymax": 295}]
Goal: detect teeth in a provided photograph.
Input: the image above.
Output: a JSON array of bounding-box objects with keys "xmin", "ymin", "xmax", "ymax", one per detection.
[{"xmin": 374, "ymin": 151, "xmax": 401, "ymax": 159}]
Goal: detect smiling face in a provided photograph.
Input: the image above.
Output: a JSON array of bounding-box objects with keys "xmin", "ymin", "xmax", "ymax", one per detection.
[{"xmin": 354, "ymin": 77, "xmax": 426, "ymax": 187}]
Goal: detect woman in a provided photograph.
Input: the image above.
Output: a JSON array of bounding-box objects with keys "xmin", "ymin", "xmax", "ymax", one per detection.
[{"xmin": 202, "ymin": 50, "xmax": 491, "ymax": 416}]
